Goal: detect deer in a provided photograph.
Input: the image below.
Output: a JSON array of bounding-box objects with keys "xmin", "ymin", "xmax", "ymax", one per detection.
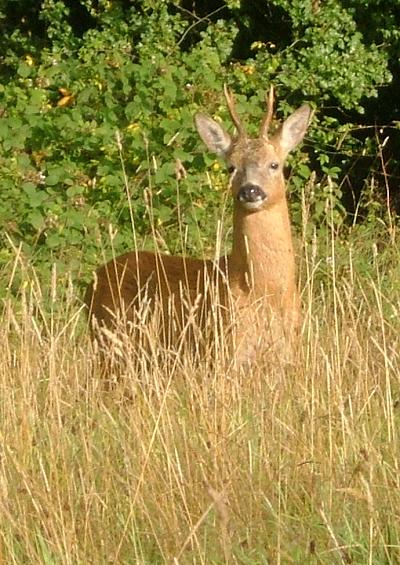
[{"xmin": 84, "ymin": 86, "xmax": 311, "ymax": 370}]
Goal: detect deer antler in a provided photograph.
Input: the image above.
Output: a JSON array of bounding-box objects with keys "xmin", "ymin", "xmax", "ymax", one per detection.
[
  {"xmin": 260, "ymin": 85, "xmax": 274, "ymax": 140},
  {"xmin": 223, "ymin": 84, "xmax": 246, "ymax": 137}
]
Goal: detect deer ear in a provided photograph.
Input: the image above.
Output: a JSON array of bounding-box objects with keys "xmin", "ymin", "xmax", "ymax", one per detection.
[
  {"xmin": 275, "ymin": 105, "xmax": 311, "ymax": 158},
  {"xmin": 195, "ymin": 113, "xmax": 232, "ymax": 157}
]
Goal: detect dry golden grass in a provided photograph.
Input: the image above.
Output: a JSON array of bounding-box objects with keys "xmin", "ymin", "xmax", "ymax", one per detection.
[{"xmin": 1, "ymin": 223, "xmax": 400, "ymax": 564}]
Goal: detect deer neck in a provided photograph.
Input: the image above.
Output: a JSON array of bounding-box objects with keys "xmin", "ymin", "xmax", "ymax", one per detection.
[{"xmin": 229, "ymin": 199, "xmax": 296, "ymax": 300}]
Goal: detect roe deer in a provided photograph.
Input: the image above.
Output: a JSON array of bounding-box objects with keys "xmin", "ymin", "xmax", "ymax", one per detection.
[{"xmin": 85, "ymin": 86, "xmax": 311, "ymax": 367}]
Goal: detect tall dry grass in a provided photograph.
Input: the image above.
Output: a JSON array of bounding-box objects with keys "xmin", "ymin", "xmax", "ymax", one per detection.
[{"xmin": 1, "ymin": 214, "xmax": 400, "ymax": 564}]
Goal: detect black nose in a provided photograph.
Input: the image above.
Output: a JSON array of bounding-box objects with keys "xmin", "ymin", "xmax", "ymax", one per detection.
[{"xmin": 237, "ymin": 184, "xmax": 266, "ymax": 203}]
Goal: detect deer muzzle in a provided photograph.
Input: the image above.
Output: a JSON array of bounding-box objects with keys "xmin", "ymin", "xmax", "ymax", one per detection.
[{"xmin": 237, "ymin": 183, "xmax": 267, "ymax": 210}]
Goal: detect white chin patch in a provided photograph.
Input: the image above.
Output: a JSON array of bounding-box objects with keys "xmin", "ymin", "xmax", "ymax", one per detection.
[{"xmin": 241, "ymin": 199, "xmax": 266, "ymax": 211}]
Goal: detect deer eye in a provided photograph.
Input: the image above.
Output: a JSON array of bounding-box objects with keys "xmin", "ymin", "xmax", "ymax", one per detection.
[
  {"xmin": 270, "ymin": 161, "xmax": 279, "ymax": 170},
  {"xmin": 227, "ymin": 165, "xmax": 236, "ymax": 174}
]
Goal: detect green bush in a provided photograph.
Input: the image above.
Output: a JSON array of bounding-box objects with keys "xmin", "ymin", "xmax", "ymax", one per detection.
[{"xmin": 0, "ymin": 0, "xmax": 397, "ymax": 296}]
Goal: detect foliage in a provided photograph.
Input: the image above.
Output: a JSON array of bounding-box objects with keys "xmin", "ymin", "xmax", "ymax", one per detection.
[
  {"xmin": 1, "ymin": 3, "xmax": 400, "ymax": 561},
  {"xmin": 0, "ymin": 0, "xmax": 398, "ymax": 293}
]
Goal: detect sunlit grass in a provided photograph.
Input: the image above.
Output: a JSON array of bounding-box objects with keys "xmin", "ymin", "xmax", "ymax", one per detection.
[{"xmin": 1, "ymin": 216, "xmax": 400, "ymax": 564}]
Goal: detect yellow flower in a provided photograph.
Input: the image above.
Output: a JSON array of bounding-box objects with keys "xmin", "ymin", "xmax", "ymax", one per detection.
[
  {"xmin": 250, "ymin": 41, "xmax": 265, "ymax": 51},
  {"xmin": 126, "ymin": 123, "xmax": 140, "ymax": 133},
  {"xmin": 241, "ymin": 64, "xmax": 255, "ymax": 75},
  {"xmin": 57, "ymin": 88, "xmax": 74, "ymax": 107},
  {"xmin": 25, "ymin": 55, "xmax": 34, "ymax": 66}
]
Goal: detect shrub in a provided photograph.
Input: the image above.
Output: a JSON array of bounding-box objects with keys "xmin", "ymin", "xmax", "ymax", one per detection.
[{"xmin": 0, "ymin": 0, "xmax": 397, "ymax": 297}]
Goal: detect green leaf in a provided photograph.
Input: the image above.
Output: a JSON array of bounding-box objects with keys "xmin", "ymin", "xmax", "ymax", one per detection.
[
  {"xmin": 17, "ymin": 62, "xmax": 32, "ymax": 78},
  {"xmin": 27, "ymin": 210, "xmax": 44, "ymax": 230}
]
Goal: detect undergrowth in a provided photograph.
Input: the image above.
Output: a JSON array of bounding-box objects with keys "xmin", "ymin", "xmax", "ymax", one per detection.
[{"xmin": 1, "ymin": 203, "xmax": 399, "ymax": 564}]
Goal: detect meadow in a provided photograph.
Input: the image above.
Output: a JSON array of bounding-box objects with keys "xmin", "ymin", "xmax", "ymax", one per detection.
[
  {"xmin": 1, "ymin": 1, "xmax": 400, "ymax": 562},
  {"xmin": 1, "ymin": 183, "xmax": 399, "ymax": 565}
]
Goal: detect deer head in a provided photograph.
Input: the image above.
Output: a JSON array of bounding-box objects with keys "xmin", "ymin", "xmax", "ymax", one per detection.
[{"xmin": 195, "ymin": 87, "xmax": 311, "ymax": 212}]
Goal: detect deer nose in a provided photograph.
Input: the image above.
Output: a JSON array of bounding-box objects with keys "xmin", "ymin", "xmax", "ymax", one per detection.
[{"xmin": 237, "ymin": 184, "xmax": 266, "ymax": 204}]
